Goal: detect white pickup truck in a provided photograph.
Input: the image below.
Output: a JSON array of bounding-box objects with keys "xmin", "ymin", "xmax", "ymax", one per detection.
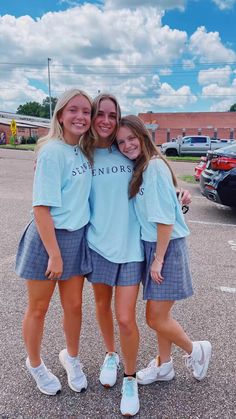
[{"xmin": 161, "ymin": 135, "xmax": 234, "ymax": 157}]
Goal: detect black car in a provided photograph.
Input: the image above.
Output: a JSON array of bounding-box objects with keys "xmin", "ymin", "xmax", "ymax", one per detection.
[{"xmin": 200, "ymin": 142, "xmax": 236, "ymax": 208}]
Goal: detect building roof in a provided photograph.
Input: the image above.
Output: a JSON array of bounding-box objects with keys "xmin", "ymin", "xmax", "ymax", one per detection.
[{"xmin": 0, "ymin": 111, "xmax": 50, "ymax": 128}]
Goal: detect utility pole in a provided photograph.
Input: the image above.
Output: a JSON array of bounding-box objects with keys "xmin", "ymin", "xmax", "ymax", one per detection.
[{"xmin": 47, "ymin": 58, "xmax": 52, "ymax": 119}]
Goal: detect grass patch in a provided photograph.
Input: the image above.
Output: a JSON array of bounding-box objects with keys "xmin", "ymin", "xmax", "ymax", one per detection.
[
  {"xmin": 166, "ymin": 156, "xmax": 200, "ymax": 162},
  {"xmin": 0, "ymin": 144, "xmax": 35, "ymax": 151},
  {"xmin": 179, "ymin": 175, "xmax": 196, "ymax": 183}
]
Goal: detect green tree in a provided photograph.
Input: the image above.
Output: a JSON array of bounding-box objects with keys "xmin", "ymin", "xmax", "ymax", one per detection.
[
  {"xmin": 16, "ymin": 101, "xmax": 43, "ymax": 117},
  {"xmin": 16, "ymin": 97, "xmax": 58, "ymax": 119},
  {"xmin": 229, "ymin": 103, "xmax": 236, "ymax": 112},
  {"xmin": 40, "ymin": 96, "xmax": 58, "ymax": 118}
]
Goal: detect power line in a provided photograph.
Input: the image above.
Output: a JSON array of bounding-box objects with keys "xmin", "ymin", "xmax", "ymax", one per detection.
[
  {"xmin": 0, "ymin": 85, "xmax": 235, "ymax": 98},
  {"xmin": 0, "ymin": 62, "xmax": 235, "ymax": 81},
  {"xmin": 0, "ymin": 60, "xmax": 236, "ymax": 68},
  {"xmin": 0, "ymin": 69, "xmax": 233, "ymax": 76}
]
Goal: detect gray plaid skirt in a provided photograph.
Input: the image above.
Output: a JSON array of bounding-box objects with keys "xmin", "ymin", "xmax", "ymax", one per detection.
[
  {"xmin": 15, "ymin": 220, "xmax": 92, "ymax": 280},
  {"xmin": 142, "ymin": 238, "xmax": 193, "ymax": 301},
  {"xmin": 87, "ymin": 248, "xmax": 144, "ymax": 287}
]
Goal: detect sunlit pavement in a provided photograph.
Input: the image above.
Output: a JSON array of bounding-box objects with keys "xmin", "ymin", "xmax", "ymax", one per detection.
[{"xmin": 0, "ymin": 150, "xmax": 235, "ymax": 419}]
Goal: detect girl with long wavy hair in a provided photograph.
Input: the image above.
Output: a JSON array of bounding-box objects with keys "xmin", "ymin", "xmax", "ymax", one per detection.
[{"xmin": 116, "ymin": 114, "xmax": 212, "ymax": 388}]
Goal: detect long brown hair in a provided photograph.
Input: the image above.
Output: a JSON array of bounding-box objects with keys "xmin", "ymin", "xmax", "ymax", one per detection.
[
  {"xmin": 118, "ymin": 115, "xmax": 178, "ymax": 198},
  {"xmin": 80, "ymin": 92, "xmax": 121, "ymax": 163}
]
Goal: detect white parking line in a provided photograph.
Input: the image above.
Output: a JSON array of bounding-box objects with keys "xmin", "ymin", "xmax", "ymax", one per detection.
[
  {"xmin": 188, "ymin": 220, "xmax": 236, "ymax": 227},
  {"xmin": 217, "ymin": 286, "xmax": 236, "ymax": 293},
  {"xmin": 228, "ymin": 240, "xmax": 236, "ymax": 251}
]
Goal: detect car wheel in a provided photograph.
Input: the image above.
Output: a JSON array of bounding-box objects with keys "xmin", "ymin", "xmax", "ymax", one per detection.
[{"xmin": 166, "ymin": 149, "xmax": 178, "ymax": 156}]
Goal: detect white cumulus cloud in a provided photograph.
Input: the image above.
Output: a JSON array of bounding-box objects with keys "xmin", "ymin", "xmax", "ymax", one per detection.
[
  {"xmin": 202, "ymin": 81, "xmax": 236, "ymax": 111},
  {"xmin": 104, "ymin": 0, "xmax": 186, "ymax": 11},
  {"xmin": 0, "ymin": 4, "xmax": 190, "ymax": 113},
  {"xmin": 198, "ymin": 65, "xmax": 232, "ymax": 86},
  {"xmin": 133, "ymin": 82, "xmax": 197, "ymax": 111},
  {"xmin": 189, "ymin": 26, "xmax": 236, "ymax": 63},
  {"xmin": 0, "ymin": 3, "xmax": 235, "ymax": 114},
  {"xmin": 212, "ymin": 0, "xmax": 236, "ymax": 10}
]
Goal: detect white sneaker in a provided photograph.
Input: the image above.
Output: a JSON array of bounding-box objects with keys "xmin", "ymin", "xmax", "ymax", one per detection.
[
  {"xmin": 137, "ymin": 356, "xmax": 175, "ymax": 385},
  {"xmin": 99, "ymin": 352, "xmax": 120, "ymax": 387},
  {"xmin": 26, "ymin": 357, "xmax": 61, "ymax": 396},
  {"xmin": 59, "ymin": 349, "xmax": 87, "ymax": 392},
  {"xmin": 120, "ymin": 377, "xmax": 140, "ymax": 417},
  {"xmin": 184, "ymin": 341, "xmax": 212, "ymax": 381}
]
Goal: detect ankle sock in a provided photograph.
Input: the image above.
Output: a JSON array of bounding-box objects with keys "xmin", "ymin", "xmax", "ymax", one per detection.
[
  {"xmin": 124, "ymin": 372, "xmax": 136, "ymax": 378},
  {"xmin": 156, "ymin": 356, "xmax": 160, "ymax": 366},
  {"xmin": 67, "ymin": 353, "xmax": 78, "ymax": 361}
]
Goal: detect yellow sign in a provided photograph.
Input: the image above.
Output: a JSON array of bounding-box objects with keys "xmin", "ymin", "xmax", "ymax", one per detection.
[{"xmin": 10, "ymin": 119, "xmax": 17, "ymax": 136}]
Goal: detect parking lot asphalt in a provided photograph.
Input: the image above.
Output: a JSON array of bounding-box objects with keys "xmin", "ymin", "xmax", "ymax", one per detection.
[{"xmin": 0, "ymin": 149, "xmax": 236, "ymax": 419}]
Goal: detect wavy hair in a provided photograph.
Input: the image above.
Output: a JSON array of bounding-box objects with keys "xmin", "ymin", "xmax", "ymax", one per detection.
[{"xmin": 118, "ymin": 115, "xmax": 178, "ymax": 198}]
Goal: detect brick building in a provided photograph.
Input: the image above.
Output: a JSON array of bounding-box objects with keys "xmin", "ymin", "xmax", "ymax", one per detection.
[
  {"xmin": 1, "ymin": 110, "xmax": 235, "ymax": 146},
  {"xmin": 0, "ymin": 111, "xmax": 49, "ymax": 144},
  {"xmin": 139, "ymin": 111, "xmax": 236, "ymax": 145}
]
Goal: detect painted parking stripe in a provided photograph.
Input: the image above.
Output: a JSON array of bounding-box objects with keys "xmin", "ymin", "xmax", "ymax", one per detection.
[
  {"xmin": 217, "ymin": 286, "xmax": 236, "ymax": 293},
  {"xmin": 188, "ymin": 220, "xmax": 236, "ymax": 227},
  {"xmin": 228, "ymin": 240, "xmax": 236, "ymax": 251}
]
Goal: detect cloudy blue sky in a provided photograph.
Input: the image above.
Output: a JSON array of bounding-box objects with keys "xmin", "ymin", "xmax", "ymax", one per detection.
[{"xmin": 1, "ymin": 0, "xmax": 236, "ymax": 114}]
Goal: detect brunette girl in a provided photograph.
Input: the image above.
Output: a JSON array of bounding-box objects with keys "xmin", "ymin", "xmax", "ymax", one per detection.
[{"xmin": 116, "ymin": 115, "xmax": 212, "ymax": 387}]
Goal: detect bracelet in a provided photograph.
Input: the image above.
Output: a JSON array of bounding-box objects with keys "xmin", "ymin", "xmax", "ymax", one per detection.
[{"xmin": 153, "ymin": 253, "xmax": 163, "ymax": 264}]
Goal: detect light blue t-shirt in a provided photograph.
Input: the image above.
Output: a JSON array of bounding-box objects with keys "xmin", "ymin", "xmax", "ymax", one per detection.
[
  {"xmin": 134, "ymin": 158, "xmax": 190, "ymax": 242},
  {"xmin": 33, "ymin": 139, "xmax": 92, "ymax": 231},
  {"xmin": 87, "ymin": 145, "xmax": 144, "ymax": 263}
]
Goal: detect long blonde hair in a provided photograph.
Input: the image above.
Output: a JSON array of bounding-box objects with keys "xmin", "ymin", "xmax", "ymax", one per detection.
[
  {"xmin": 80, "ymin": 92, "xmax": 121, "ymax": 163},
  {"xmin": 37, "ymin": 89, "xmax": 93, "ymax": 160},
  {"xmin": 118, "ymin": 115, "xmax": 178, "ymax": 198}
]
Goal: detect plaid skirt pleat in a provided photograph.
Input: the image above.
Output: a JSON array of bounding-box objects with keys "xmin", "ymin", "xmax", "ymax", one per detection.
[
  {"xmin": 87, "ymin": 248, "xmax": 144, "ymax": 286},
  {"xmin": 15, "ymin": 220, "xmax": 92, "ymax": 280},
  {"xmin": 142, "ymin": 238, "xmax": 193, "ymax": 301}
]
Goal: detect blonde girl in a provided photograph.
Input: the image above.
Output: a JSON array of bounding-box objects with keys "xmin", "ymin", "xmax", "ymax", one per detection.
[{"xmin": 15, "ymin": 89, "xmax": 93, "ymax": 396}]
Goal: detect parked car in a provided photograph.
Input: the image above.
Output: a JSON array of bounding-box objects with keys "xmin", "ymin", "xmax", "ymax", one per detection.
[
  {"xmin": 161, "ymin": 135, "xmax": 233, "ymax": 157},
  {"xmin": 218, "ymin": 138, "xmax": 235, "ymax": 143},
  {"xmin": 200, "ymin": 142, "xmax": 236, "ymax": 208},
  {"xmin": 194, "ymin": 156, "xmax": 207, "ymax": 181}
]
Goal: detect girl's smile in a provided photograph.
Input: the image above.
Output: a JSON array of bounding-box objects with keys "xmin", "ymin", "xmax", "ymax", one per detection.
[
  {"xmin": 117, "ymin": 126, "xmax": 141, "ymax": 160},
  {"xmin": 94, "ymin": 99, "xmax": 117, "ymax": 141},
  {"xmin": 59, "ymin": 95, "xmax": 91, "ymax": 145}
]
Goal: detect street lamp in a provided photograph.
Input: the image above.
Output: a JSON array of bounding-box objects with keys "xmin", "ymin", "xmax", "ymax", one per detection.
[{"xmin": 47, "ymin": 58, "xmax": 52, "ymax": 119}]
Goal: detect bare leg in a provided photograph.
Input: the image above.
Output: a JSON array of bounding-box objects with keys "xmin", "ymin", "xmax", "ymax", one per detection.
[
  {"xmin": 58, "ymin": 275, "xmax": 84, "ymax": 357},
  {"xmin": 23, "ymin": 279, "xmax": 56, "ymax": 367},
  {"xmin": 157, "ymin": 333, "xmax": 173, "ymax": 364},
  {"xmin": 115, "ymin": 285, "xmax": 140, "ymax": 375},
  {"xmin": 92, "ymin": 283, "xmax": 115, "ymax": 352},
  {"xmin": 146, "ymin": 300, "xmax": 193, "ymax": 360}
]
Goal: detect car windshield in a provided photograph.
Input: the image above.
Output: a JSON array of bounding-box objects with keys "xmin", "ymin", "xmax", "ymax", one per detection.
[{"xmin": 217, "ymin": 142, "xmax": 236, "ymax": 153}]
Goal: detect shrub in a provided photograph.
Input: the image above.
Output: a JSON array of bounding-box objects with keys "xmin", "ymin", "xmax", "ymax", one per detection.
[{"xmin": 26, "ymin": 136, "xmax": 39, "ymax": 144}]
